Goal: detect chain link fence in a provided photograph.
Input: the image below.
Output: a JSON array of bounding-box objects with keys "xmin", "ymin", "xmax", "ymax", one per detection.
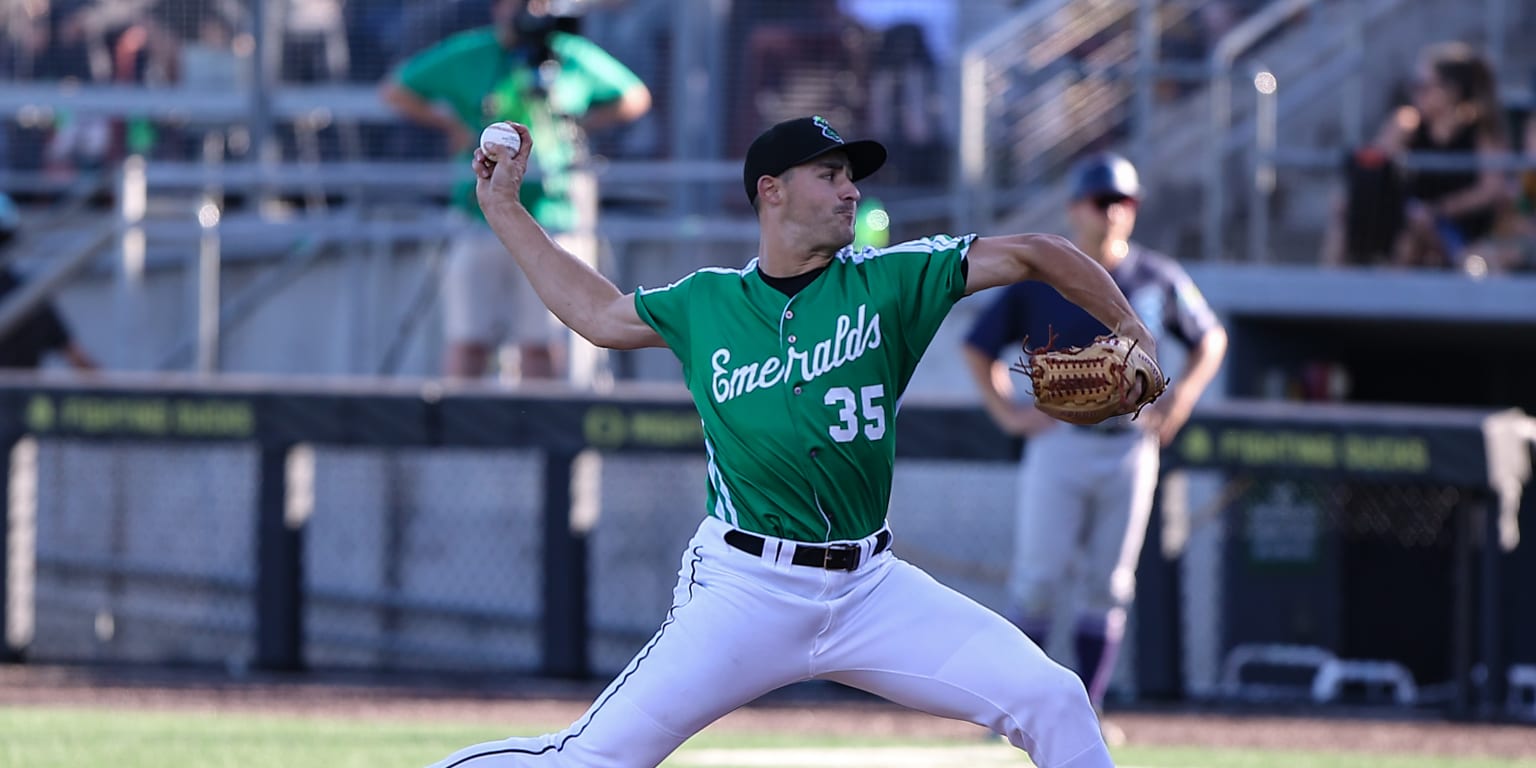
[
  {"xmin": 8, "ymin": 435, "xmax": 1029, "ymax": 679},
  {"xmin": 1171, "ymin": 473, "xmax": 1478, "ymax": 707},
  {"xmin": 19, "ymin": 437, "xmax": 257, "ymax": 665}
]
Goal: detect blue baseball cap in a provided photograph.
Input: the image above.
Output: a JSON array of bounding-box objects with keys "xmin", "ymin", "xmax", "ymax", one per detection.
[{"xmin": 1069, "ymin": 153, "xmax": 1142, "ymax": 202}]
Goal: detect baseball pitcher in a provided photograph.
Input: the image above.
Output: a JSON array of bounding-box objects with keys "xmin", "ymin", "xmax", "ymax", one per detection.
[{"xmin": 426, "ymin": 117, "xmax": 1162, "ymax": 768}]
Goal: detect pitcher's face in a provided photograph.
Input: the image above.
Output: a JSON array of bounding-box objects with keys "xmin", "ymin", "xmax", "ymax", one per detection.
[{"xmin": 782, "ymin": 151, "xmax": 860, "ymax": 251}]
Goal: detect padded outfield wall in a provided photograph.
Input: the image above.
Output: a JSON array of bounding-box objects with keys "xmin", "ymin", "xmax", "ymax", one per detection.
[{"xmin": 0, "ymin": 377, "xmax": 1530, "ymax": 721}]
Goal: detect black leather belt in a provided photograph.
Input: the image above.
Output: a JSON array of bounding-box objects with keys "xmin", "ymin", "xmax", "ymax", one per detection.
[
  {"xmin": 1077, "ymin": 423, "xmax": 1137, "ymax": 436},
  {"xmin": 724, "ymin": 529, "xmax": 892, "ymax": 571}
]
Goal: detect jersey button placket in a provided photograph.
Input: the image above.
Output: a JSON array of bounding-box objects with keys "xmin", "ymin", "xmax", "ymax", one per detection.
[{"xmin": 784, "ymin": 305, "xmax": 801, "ymax": 396}]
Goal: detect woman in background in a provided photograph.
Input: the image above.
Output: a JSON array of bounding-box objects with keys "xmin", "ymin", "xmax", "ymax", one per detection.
[{"xmin": 1374, "ymin": 42, "xmax": 1508, "ymax": 269}]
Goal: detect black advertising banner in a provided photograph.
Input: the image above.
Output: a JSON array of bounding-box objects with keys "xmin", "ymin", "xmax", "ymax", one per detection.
[
  {"xmin": 0, "ymin": 382, "xmax": 1525, "ymax": 494},
  {"xmin": 0, "ymin": 388, "xmax": 259, "ymax": 442},
  {"xmin": 1163, "ymin": 400, "xmax": 1509, "ymax": 488}
]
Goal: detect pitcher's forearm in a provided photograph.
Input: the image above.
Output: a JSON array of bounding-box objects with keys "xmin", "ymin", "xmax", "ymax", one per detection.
[
  {"xmin": 970, "ymin": 234, "xmax": 1147, "ymax": 345},
  {"xmin": 1028, "ymin": 238, "xmax": 1144, "ymax": 341},
  {"xmin": 481, "ymin": 199, "xmax": 622, "ymax": 340}
]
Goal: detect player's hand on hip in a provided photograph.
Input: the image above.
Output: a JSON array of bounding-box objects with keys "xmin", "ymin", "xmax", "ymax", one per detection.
[
  {"xmin": 473, "ymin": 122, "xmax": 533, "ymax": 210},
  {"xmin": 1137, "ymin": 400, "xmax": 1188, "ymax": 447},
  {"xmin": 1005, "ymin": 404, "xmax": 1059, "ymax": 438}
]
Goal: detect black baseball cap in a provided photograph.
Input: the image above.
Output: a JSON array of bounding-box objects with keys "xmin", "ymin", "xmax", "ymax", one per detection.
[{"xmin": 743, "ymin": 116, "xmax": 887, "ymax": 204}]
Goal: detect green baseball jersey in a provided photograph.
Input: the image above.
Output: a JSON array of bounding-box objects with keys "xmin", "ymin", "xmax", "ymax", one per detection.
[
  {"xmin": 635, "ymin": 235, "xmax": 975, "ymax": 542},
  {"xmin": 394, "ymin": 29, "xmax": 643, "ymax": 230}
]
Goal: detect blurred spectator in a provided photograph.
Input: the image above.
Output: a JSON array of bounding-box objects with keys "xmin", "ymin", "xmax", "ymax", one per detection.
[
  {"xmin": 394, "ymin": 0, "xmax": 494, "ymax": 62},
  {"xmin": 1196, "ymin": 1, "xmax": 1243, "ymax": 51},
  {"xmin": 10, "ymin": 0, "xmax": 114, "ymax": 178},
  {"xmin": 1324, "ymin": 42, "xmax": 1509, "ymax": 269},
  {"xmin": 1510, "ymin": 108, "xmax": 1536, "ymax": 271},
  {"xmin": 730, "ymin": 0, "xmax": 871, "ymax": 161},
  {"xmin": 575, "ymin": 0, "xmax": 668, "ymax": 158},
  {"xmin": 863, "ymin": 21, "xmax": 948, "ymax": 187},
  {"xmin": 0, "ymin": 193, "xmax": 97, "ymax": 371},
  {"xmin": 1158, "ymin": 0, "xmax": 1266, "ymax": 100},
  {"xmin": 343, "ymin": 0, "xmax": 407, "ymax": 82},
  {"xmin": 45, "ymin": 0, "xmax": 251, "ymax": 165},
  {"xmin": 175, "ymin": 6, "xmax": 244, "ymax": 91},
  {"xmin": 139, "ymin": 0, "xmax": 245, "ymax": 85},
  {"xmin": 841, "ymin": 0, "xmax": 954, "ymax": 64},
  {"xmin": 380, "ymin": 0, "xmax": 649, "ymax": 381},
  {"xmin": 15, "ymin": 0, "xmax": 98, "ymax": 81},
  {"xmin": 280, "ymin": 0, "xmax": 348, "ymax": 84},
  {"xmin": 274, "ymin": 0, "xmax": 357, "ymax": 169},
  {"xmin": 1523, "ymin": 111, "xmax": 1536, "ymax": 209}
]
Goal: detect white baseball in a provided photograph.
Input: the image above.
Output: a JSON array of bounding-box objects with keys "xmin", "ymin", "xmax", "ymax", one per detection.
[{"xmin": 479, "ymin": 121, "xmax": 522, "ymax": 156}]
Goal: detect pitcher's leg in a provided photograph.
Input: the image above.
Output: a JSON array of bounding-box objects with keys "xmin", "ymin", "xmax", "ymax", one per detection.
[
  {"xmin": 819, "ymin": 560, "xmax": 1113, "ymax": 768},
  {"xmin": 426, "ymin": 545, "xmax": 815, "ymax": 768}
]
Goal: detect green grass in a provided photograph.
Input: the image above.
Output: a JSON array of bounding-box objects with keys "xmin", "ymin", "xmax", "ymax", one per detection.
[
  {"xmin": 1112, "ymin": 748, "xmax": 1535, "ymax": 768},
  {"xmin": 2, "ymin": 705, "xmax": 1534, "ymax": 768}
]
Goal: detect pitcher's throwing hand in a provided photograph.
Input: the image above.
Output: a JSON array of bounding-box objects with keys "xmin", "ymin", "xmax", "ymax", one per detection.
[{"xmin": 473, "ymin": 121, "xmax": 532, "ymax": 207}]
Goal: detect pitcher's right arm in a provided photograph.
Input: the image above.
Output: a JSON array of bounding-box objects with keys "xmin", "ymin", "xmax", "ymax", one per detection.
[{"xmin": 472, "ymin": 126, "xmax": 663, "ymax": 351}]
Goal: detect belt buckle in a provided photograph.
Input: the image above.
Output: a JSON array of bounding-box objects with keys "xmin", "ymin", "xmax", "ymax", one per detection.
[{"xmin": 825, "ymin": 543, "xmax": 860, "ymax": 571}]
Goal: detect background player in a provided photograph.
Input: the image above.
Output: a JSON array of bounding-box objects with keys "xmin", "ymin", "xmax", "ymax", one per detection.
[
  {"xmin": 425, "ymin": 117, "xmax": 1158, "ymax": 768},
  {"xmin": 961, "ymin": 153, "xmax": 1227, "ymax": 718}
]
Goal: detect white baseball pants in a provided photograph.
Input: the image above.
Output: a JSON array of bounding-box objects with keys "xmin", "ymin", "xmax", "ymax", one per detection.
[{"xmin": 426, "ymin": 516, "xmax": 1114, "ymax": 768}]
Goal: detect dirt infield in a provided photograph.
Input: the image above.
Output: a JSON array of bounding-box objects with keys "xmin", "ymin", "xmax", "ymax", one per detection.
[{"xmin": 3, "ymin": 663, "xmax": 1534, "ymax": 761}]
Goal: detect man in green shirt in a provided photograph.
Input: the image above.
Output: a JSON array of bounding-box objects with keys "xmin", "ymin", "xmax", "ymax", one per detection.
[
  {"xmin": 427, "ymin": 116, "xmax": 1155, "ymax": 768},
  {"xmin": 381, "ymin": 0, "xmax": 649, "ymax": 381}
]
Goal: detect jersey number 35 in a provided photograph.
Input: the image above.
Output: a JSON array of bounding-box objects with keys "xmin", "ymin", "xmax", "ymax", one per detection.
[{"xmin": 825, "ymin": 384, "xmax": 887, "ymax": 443}]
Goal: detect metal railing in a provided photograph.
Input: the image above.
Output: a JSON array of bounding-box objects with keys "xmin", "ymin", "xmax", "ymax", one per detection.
[
  {"xmin": 0, "ymin": 67, "xmax": 757, "ymax": 380},
  {"xmin": 0, "ymin": 0, "xmax": 754, "ymax": 381},
  {"xmin": 11, "ymin": 155, "xmax": 757, "ymax": 381},
  {"xmin": 954, "ymin": 0, "xmax": 1269, "ymax": 234}
]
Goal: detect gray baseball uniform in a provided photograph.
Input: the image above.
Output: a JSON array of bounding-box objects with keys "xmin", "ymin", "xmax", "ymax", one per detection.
[{"xmin": 964, "ymin": 242, "xmax": 1221, "ymax": 705}]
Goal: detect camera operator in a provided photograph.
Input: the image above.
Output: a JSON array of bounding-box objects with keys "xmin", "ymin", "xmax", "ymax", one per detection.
[{"xmin": 381, "ymin": 0, "xmax": 650, "ymax": 381}]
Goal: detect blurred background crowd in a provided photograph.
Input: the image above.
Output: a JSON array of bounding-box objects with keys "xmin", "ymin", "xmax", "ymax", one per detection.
[{"xmin": 0, "ymin": 0, "xmax": 1532, "ymax": 387}]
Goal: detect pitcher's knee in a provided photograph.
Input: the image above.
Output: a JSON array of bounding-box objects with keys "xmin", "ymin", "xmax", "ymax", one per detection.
[
  {"xmin": 995, "ymin": 662, "xmax": 1103, "ymax": 764},
  {"xmin": 1038, "ymin": 661, "xmax": 1096, "ymax": 716},
  {"xmin": 999, "ymin": 659, "xmax": 1095, "ymax": 727}
]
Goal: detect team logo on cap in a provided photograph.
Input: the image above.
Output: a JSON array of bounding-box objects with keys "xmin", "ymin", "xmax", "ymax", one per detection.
[{"xmin": 813, "ymin": 115, "xmax": 843, "ymax": 143}]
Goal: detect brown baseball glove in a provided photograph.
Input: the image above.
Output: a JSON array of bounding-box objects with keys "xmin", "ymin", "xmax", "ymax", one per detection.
[{"xmin": 1010, "ymin": 333, "xmax": 1170, "ymax": 426}]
